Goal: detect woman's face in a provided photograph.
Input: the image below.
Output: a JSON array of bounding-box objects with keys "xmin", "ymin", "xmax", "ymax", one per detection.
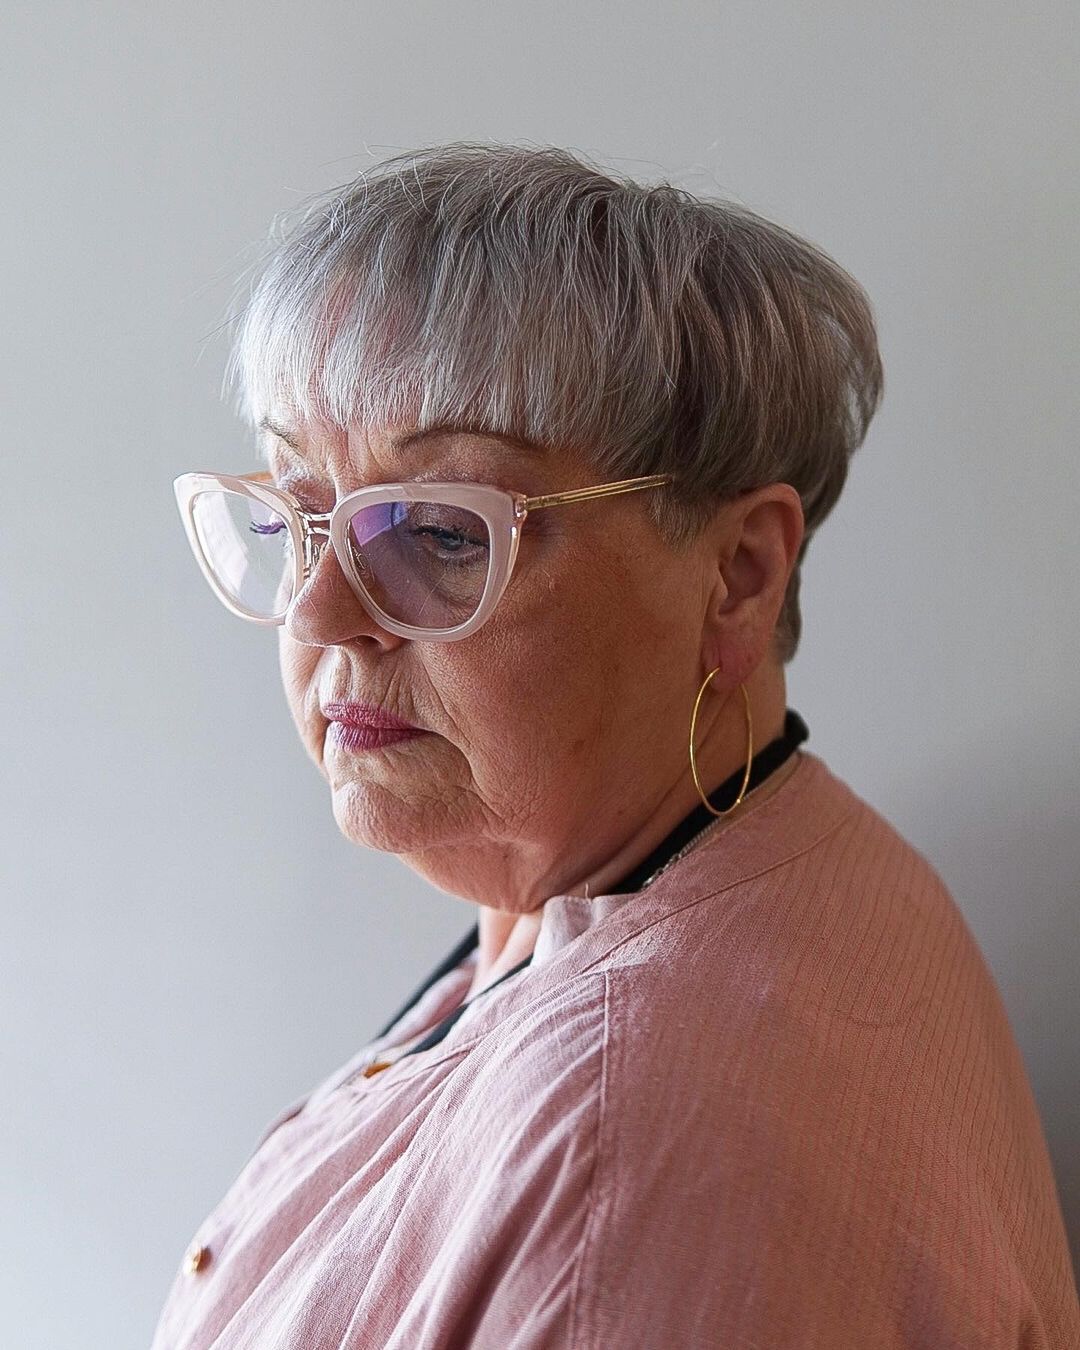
[{"xmin": 271, "ymin": 419, "xmax": 736, "ymax": 910}]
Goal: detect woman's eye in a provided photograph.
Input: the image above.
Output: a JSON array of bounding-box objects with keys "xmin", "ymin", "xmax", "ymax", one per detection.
[
  {"xmin": 414, "ymin": 525, "xmax": 484, "ymax": 554},
  {"xmin": 388, "ymin": 502, "xmax": 489, "ymax": 566}
]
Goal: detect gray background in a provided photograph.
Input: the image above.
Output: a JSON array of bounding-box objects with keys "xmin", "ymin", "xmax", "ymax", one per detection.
[{"xmin": 3, "ymin": 3, "xmax": 1077, "ymax": 1345}]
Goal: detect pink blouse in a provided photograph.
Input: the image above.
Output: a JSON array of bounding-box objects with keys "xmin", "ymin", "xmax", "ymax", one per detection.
[{"xmin": 151, "ymin": 749, "xmax": 1079, "ymax": 1347}]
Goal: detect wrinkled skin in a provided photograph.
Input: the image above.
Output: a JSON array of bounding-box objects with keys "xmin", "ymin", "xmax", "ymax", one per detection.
[{"xmin": 267, "ymin": 419, "xmax": 804, "ymax": 986}]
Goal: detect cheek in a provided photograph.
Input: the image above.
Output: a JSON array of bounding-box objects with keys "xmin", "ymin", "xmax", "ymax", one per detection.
[
  {"xmin": 424, "ymin": 623, "xmax": 598, "ymax": 773},
  {"xmin": 448, "ymin": 577, "xmax": 616, "ymax": 758},
  {"xmin": 277, "ymin": 635, "xmax": 321, "ymax": 738}
]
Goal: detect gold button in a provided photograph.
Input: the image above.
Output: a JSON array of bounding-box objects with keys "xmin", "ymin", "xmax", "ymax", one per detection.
[
  {"xmin": 184, "ymin": 1242, "xmax": 211, "ymax": 1274},
  {"xmin": 361, "ymin": 1059, "xmax": 392, "ymax": 1077}
]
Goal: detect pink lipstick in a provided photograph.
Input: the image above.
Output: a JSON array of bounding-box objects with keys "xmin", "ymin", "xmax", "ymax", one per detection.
[{"xmin": 322, "ymin": 702, "xmax": 428, "ymax": 752}]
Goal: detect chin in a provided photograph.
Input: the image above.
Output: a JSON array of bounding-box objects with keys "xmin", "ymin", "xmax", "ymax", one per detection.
[{"xmin": 328, "ymin": 781, "xmax": 441, "ymax": 855}]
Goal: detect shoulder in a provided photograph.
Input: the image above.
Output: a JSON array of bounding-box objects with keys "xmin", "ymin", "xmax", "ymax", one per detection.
[
  {"xmin": 592, "ymin": 767, "xmax": 1005, "ymax": 1173},
  {"xmin": 567, "ymin": 778, "xmax": 1075, "ymax": 1346},
  {"xmin": 628, "ymin": 756, "xmax": 976, "ymax": 1031}
]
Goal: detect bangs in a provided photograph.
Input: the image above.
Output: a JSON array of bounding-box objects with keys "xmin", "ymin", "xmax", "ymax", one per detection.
[
  {"xmin": 218, "ymin": 142, "xmax": 885, "ymax": 665},
  {"xmin": 222, "ymin": 160, "xmax": 680, "ymax": 475}
]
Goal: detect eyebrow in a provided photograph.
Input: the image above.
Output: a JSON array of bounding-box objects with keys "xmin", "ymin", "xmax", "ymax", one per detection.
[
  {"xmin": 257, "ymin": 417, "xmax": 546, "ymax": 460},
  {"xmin": 258, "ymin": 418, "xmax": 305, "ymax": 454}
]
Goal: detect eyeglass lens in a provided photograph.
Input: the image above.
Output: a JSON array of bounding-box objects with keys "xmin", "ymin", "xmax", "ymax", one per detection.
[
  {"xmin": 345, "ymin": 499, "xmax": 491, "ymax": 628},
  {"xmin": 192, "ymin": 491, "xmax": 295, "ymax": 619},
  {"xmin": 191, "ymin": 490, "xmax": 493, "ymax": 628}
]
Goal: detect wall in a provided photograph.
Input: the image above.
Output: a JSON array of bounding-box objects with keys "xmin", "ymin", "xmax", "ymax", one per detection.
[{"xmin": 3, "ymin": 3, "xmax": 1076, "ymax": 1343}]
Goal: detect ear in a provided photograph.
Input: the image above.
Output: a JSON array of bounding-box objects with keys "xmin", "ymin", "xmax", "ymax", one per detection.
[{"xmin": 700, "ymin": 483, "xmax": 805, "ymax": 681}]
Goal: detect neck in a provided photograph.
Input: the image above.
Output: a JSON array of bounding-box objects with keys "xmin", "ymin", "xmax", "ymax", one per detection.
[
  {"xmin": 470, "ymin": 666, "xmax": 789, "ymax": 994},
  {"xmin": 468, "ymin": 909, "xmax": 544, "ymax": 999}
]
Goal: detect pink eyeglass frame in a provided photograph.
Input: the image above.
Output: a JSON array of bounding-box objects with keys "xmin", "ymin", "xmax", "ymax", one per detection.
[{"xmin": 173, "ymin": 468, "xmax": 674, "ymax": 641}]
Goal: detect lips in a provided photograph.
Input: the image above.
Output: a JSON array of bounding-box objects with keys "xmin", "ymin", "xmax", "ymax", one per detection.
[
  {"xmin": 329, "ymin": 722, "xmax": 425, "ymax": 752},
  {"xmin": 322, "ymin": 701, "xmax": 420, "ymax": 732},
  {"xmin": 321, "ymin": 701, "xmax": 427, "ymax": 752}
]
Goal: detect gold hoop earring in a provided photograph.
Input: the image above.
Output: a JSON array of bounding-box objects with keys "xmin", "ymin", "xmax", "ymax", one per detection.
[{"xmin": 689, "ymin": 674, "xmax": 753, "ymax": 817}]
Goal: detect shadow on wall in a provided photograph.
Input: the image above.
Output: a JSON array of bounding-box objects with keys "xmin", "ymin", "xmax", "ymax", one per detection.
[{"xmin": 900, "ymin": 716, "xmax": 1080, "ymax": 1285}]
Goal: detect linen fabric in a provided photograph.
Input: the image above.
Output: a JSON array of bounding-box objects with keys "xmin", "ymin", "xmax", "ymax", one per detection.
[{"xmin": 151, "ymin": 748, "xmax": 1080, "ymax": 1348}]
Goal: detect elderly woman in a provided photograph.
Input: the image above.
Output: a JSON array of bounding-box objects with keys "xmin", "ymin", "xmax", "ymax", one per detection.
[{"xmin": 154, "ymin": 143, "xmax": 1078, "ymax": 1348}]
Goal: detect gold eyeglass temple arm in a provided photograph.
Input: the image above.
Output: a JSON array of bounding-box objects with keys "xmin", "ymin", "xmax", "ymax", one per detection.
[{"xmin": 522, "ymin": 474, "xmax": 673, "ymax": 511}]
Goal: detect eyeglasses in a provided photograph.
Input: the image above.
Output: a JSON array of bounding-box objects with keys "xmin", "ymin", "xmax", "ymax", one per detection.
[{"xmin": 173, "ymin": 468, "xmax": 674, "ymax": 641}]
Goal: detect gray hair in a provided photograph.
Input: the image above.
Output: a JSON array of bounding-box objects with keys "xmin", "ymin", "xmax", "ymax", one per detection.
[{"xmin": 224, "ymin": 141, "xmax": 884, "ymax": 663}]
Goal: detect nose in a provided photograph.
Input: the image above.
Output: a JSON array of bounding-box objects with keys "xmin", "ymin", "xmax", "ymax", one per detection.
[{"xmin": 283, "ymin": 535, "xmax": 408, "ymax": 651}]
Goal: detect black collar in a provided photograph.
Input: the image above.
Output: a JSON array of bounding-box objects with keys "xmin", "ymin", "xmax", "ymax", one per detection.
[
  {"xmin": 375, "ymin": 707, "xmax": 810, "ymax": 1052},
  {"xmin": 611, "ymin": 707, "xmax": 809, "ymax": 892}
]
